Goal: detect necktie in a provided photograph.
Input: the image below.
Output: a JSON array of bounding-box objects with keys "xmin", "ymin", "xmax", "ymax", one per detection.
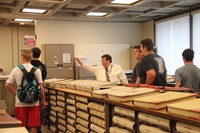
[{"xmin": 105, "ymin": 68, "xmax": 110, "ymax": 82}]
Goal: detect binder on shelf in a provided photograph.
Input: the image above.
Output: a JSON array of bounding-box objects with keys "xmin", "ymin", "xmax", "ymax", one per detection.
[
  {"xmin": 114, "ymin": 106, "xmax": 135, "ymax": 119},
  {"xmin": 91, "ymin": 86, "xmax": 131, "ymax": 99},
  {"xmin": 88, "ymin": 102, "xmax": 105, "ymax": 112},
  {"xmin": 132, "ymin": 92, "xmax": 197, "ymax": 110},
  {"xmin": 90, "ymin": 116, "xmax": 105, "ymax": 128},
  {"xmin": 92, "ymin": 87, "xmax": 157, "ymax": 101},
  {"xmin": 54, "ymin": 79, "xmax": 74, "ymax": 89},
  {"xmin": 44, "ymin": 78, "xmax": 66, "ymax": 88},
  {"xmin": 139, "ymin": 124, "xmax": 170, "ymax": 133},
  {"xmin": 138, "ymin": 113, "xmax": 170, "ymax": 130},
  {"xmin": 176, "ymin": 122, "xmax": 200, "ymax": 133},
  {"xmin": 107, "ymin": 87, "xmax": 158, "ymax": 102},
  {"xmin": 109, "ymin": 126, "xmax": 131, "ymax": 133},
  {"xmin": 112, "ymin": 115, "xmax": 134, "ymax": 130},
  {"xmin": 166, "ymin": 98, "xmax": 200, "ymax": 120},
  {"xmin": 90, "ymin": 123, "xmax": 105, "ymax": 133},
  {"xmin": 90, "ymin": 109, "xmax": 105, "ymax": 119}
]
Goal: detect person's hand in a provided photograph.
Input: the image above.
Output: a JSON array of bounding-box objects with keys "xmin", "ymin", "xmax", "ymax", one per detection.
[
  {"xmin": 125, "ymin": 83, "xmax": 139, "ymax": 87},
  {"xmin": 75, "ymin": 57, "xmax": 83, "ymax": 66},
  {"xmin": 41, "ymin": 101, "xmax": 46, "ymax": 109}
]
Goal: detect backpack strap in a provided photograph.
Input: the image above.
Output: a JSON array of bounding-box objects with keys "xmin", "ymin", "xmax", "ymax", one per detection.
[
  {"xmin": 18, "ymin": 65, "xmax": 37, "ymax": 79},
  {"xmin": 18, "ymin": 64, "xmax": 28, "ymax": 76},
  {"xmin": 30, "ymin": 67, "xmax": 37, "ymax": 74}
]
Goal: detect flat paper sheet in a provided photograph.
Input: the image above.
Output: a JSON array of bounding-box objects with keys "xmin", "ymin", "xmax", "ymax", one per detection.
[{"xmin": 63, "ymin": 53, "xmax": 70, "ymax": 63}]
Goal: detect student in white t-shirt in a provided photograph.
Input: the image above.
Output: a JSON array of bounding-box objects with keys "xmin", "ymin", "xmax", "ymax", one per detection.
[{"xmin": 5, "ymin": 49, "xmax": 45, "ymax": 133}]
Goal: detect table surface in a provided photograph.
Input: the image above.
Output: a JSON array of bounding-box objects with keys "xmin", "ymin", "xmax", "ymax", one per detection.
[
  {"xmin": 0, "ymin": 113, "xmax": 21, "ymax": 128},
  {"xmin": 0, "ymin": 75, "xmax": 9, "ymax": 80},
  {"xmin": 0, "ymin": 127, "xmax": 28, "ymax": 133}
]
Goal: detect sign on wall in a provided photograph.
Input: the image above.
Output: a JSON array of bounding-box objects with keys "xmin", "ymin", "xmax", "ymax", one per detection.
[{"xmin": 24, "ymin": 35, "xmax": 36, "ymax": 46}]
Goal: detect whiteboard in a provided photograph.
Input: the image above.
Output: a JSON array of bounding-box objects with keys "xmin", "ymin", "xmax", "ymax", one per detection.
[{"xmin": 75, "ymin": 44, "xmax": 130, "ymax": 70}]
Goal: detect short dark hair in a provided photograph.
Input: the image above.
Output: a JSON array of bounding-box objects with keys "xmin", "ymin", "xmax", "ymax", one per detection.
[
  {"xmin": 182, "ymin": 48, "xmax": 194, "ymax": 61},
  {"xmin": 140, "ymin": 38, "xmax": 154, "ymax": 51},
  {"xmin": 101, "ymin": 54, "xmax": 112, "ymax": 63},
  {"xmin": 31, "ymin": 47, "xmax": 41, "ymax": 58},
  {"xmin": 133, "ymin": 45, "xmax": 141, "ymax": 52}
]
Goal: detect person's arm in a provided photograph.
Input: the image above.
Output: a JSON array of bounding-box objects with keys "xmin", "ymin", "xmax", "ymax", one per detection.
[
  {"xmin": 76, "ymin": 57, "xmax": 96, "ymax": 75},
  {"xmin": 118, "ymin": 66, "xmax": 128, "ymax": 85},
  {"xmin": 76, "ymin": 58, "xmax": 83, "ymax": 66},
  {"xmin": 5, "ymin": 68, "xmax": 16, "ymax": 95},
  {"xmin": 39, "ymin": 83, "xmax": 46, "ymax": 109},
  {"xmin": 5, "ymin": 83, "xmax": 16, "ymax": 95},
  {"xmin": 135, "ymin": 76, "xmax": 140, "ymax": 85},
  {"xmin": 175, "ymin": 81, "xmax": 181, "ymax": 87},
  {"xmin": 119, "ymin": 73, "xmax": 128, "ymax": 85},
  {"xmin": 42, "ymin": 64, "xmax": 47, "ymax": 81},
  {"xmin": 134, "ymin": 62, "xmax": 141, "ymax": 85},
  {"xmin": 174, "ymin": 69, "xmax": 182, "ymax": 88},
  {"xmin": 145, "ymin": 69, "xmax": 156, "ymax": 85},
  {"xmin": 35, "ymin": 68, "xmax": 46, "ymax": 108}
]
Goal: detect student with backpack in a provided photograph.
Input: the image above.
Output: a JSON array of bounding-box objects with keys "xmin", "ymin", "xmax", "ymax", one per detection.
[{"xmin": 5, "ymin": 49, "xmax": 45, "ymax": 133}]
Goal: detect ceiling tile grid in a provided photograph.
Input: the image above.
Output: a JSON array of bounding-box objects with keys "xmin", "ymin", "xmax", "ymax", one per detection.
[{"xmin": 0, "ymin": 0, "xmax": 200, "ymax": 25}]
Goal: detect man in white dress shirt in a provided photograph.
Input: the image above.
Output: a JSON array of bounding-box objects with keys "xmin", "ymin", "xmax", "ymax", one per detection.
[{"xmin": 76, "ymin": 54, "xmax": 128, "ymax": 85}]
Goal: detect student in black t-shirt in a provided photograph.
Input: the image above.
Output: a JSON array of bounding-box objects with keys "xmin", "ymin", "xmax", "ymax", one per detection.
[
  {"xmin": 31, "ymin": 47, "xmax": 47, "ymax": 133},
  {"xmin": 140, "ymin": 38, "xmax": 167, "ymax": 86},
  {"xmin": 31, "ymin": 47, "xmax": 47, "ymax": 81},
  {"xmin": 131, "ymin": 45, "xmax": 143, "ymax": 85}
]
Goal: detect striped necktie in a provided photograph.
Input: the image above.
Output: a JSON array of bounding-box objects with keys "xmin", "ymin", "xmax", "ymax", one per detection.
[{"xmin": 105, "ymin": 68, "xmax": 110, "ymax": 82}]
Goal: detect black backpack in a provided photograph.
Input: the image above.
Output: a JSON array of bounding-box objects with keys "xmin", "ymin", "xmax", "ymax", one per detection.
[{"xmin": 17, "ymin": 64, "xmax": 40, "ymax": 103}]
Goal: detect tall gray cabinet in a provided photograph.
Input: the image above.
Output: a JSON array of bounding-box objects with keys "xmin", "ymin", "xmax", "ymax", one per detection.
[{"xmin": 43, "ymin": 44, "xmax": 75, "ymax": 79}]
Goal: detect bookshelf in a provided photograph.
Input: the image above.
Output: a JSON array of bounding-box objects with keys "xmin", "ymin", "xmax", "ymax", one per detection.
[{"xmin": 45, "ymin": 87, "xmax": 200, "ymax": 133}]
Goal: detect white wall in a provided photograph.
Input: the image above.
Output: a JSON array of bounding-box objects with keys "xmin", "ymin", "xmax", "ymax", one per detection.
[
  {"xmin": 0, "ymin": 20, "xmax": 154, "ymax": 74},
  {"xmin": 143, "ymin": 21, "xmax": 154, "ymax": 41},
  {"xmin": 0, "ymin": 26, "xmax": 35, "ymax": 74},
  {"xmin": 35, "ymin": 20, "xmax": 144, "ymax": 69},
  {"xmin": 35, "ymin": 20, "xmax": 143, "ymax": 46},
  {"xmin": 0, "ymin": 26, "xmax": 13, "ymax": 75}
]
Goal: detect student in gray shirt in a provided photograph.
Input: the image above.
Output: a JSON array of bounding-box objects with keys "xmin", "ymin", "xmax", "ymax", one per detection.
[{"xmin": 175, "ymin": 48, "xmax": 200, "ymax": 92}]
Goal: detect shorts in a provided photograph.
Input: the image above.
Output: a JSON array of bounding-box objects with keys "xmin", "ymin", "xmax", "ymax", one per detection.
[{"xmin": 15, "ymin": 106, "xmax": 40, "ymax": 127}]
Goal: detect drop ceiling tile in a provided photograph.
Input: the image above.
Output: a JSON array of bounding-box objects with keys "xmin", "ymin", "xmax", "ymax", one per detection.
[
  {"xmin": 94, "ymin": 7, "xmax": 125, "ymax": 13},
  {"xmin": 64, "ymin": 4, "xmax": 90, "ymax": 9},
  {"xmin": 139, "ymin": 1, "xmax": 178, "ymax": 8},
  {"xmin": 52, "ymin": 12, "xmax": 75, "ymax": 17},
  {"xmin": 0, "ymin": 0, "xmax": 200, "ymax": 25},
  {"xmin": 0, "ymin": 0, "xmax": 14, "ymax": 4},
  {"xmin": 69, "ymin": 0, "xmax": 98, "ymax": 5},
  {"xmin": 26, "ymin": 1, "xmax": 55, "ymax": 8}
]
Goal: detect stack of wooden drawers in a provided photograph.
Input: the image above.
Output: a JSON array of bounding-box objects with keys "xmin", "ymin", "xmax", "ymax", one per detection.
[{"xmin": 138, "ymin": 113, "xmax": 170, "ymax": 133}]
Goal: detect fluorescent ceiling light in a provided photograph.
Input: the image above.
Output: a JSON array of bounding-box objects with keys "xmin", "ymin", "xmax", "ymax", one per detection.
[
  {"xmin": 111, "ymin": 0, "xmax": 139, "ymax": 4},
  {"xmin": 86, "ymin": 12, "xmax": 108, "ymax": 16},
  {"xmin": 22, "ymin": 8, "xmax": 46, "ymax": 14},
  {"xmin": 14, "ymin": 18, "xmax": 34, "ymax": 22}
]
